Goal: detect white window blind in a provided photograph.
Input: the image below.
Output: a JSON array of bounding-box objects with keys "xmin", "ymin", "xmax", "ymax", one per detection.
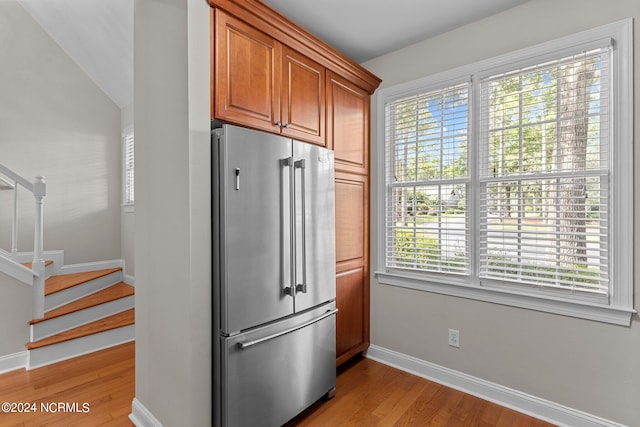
[
  {"xmin": 385, "ymin": 83, "xmax": 470, "ymax": 275},
  {"xmin": 378, "ymin": 20, "xmax": 633, "ymax": 324},
  {"xmin": 123, "ymin": 129, "xmax": 135, "ymax": 205},
  {"xmin": 479, "ymin": 48, "xmax": 610, "ymax": 295}
]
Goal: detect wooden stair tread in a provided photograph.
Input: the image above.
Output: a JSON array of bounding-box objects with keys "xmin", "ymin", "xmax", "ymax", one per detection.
[
  {"xmin": 45, "ymin": 267, "xmax": 122, "ymax": 296},
  {"xmin": 27, "ymin": 309, "xmax": 134, "ymax": 350},
  {"xmin": 30, "ymin": 282, "xmax": 134, "ymax": 325},
  {"xmin": 22, "ymin": 260, "xmax": 54, "ymax": 269}
]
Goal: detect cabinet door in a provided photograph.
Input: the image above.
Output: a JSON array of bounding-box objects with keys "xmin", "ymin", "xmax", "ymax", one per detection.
[
  {"xmin": 281, "ymin": 47, "xmax": 325, "ymax": 146},
  {"xmin": 327, "ymin": 71, "xmax": 370, "ymax": 174},
  {"xmin": 334, "ymin": 172, "xmax": 369, "ymax": 365},
  {"xmin": 213, "ymin": 10, "xmax": 281, "ymax": 134}
]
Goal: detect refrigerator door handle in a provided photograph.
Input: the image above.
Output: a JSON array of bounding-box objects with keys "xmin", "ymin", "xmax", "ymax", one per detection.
[
  {"xmin": 282, "ymin": 157, "xmax": 296, "ymax": 297},
  {"xmin": 237, "ymin": 308, "xmax": 338, "ymax": 349},
  {"xmin": 294, "ymin": 159, "xmax": 307, "ymax": 293}
]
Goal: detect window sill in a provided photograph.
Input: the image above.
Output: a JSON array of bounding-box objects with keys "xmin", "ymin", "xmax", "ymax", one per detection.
[
  {"xmin": 121, "ymin": 204, "xmax": 135, "ymax": 213},
  {"xmin": 375, "ymin": 270, "xmax": 635, "ymax": 326}
]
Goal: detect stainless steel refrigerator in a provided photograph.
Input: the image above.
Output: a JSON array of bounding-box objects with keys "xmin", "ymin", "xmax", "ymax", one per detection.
[{"xmin": 212, "ymin": 123, "xmax": 337, "ymax": 426}]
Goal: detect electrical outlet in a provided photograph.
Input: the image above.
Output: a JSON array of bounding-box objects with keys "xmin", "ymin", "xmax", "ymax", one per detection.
[{"xmin": 448, "ymin": 329, "xmax": 460, "ymax": 348}]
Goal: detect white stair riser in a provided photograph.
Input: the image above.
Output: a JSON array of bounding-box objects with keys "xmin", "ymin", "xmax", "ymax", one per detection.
[
  {"xmin": 43, "ymin": 263, "xmax": 55, "ymax": 277},
  {"xmin": 31, "ymin": 296, "xmax": 135, "ymax": 341},
  {"xmin": 45, "ymin": 271, "xmax": 123, "ymax": 311},
  {"xmin": 57, "ymin": 260, "xmax": 124, "ymax": 275},
  {"xmin": 27, "ymin": 325, "xmax": 134, "ymax": 370}
]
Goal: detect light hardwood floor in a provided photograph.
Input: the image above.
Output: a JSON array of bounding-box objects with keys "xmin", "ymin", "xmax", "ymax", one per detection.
[
  {"xmin": 0, "ymin": 342, "xmax": 134, "ymax": 427},
  {"xmin": 290, "ymin": 356, "xmax": 556, "ymax": 427},
  {"xmin": 0, "ymin": 343, "xmax": 555, "ymax": 426}
]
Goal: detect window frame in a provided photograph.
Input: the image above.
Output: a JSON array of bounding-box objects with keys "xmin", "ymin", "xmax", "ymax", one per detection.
[
  {"xmin": 375, "ymin": 19, "xmax": 634, "ymax": 326},
  {"xmin": 122, "ymin": 126, "xmax": 135, "ymax": 212}
]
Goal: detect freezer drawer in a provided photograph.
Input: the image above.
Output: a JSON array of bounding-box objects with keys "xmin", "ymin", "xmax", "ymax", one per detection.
[{"xmin": 219, "ymin": 304, "xmax": 337, "ymax": 427}]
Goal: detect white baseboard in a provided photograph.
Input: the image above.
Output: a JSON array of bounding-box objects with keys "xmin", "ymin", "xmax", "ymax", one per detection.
[
  {"xmin": 0, "ymin": 350, "xmax": 26, "ymax": 374},
  {"xmin": 130, "ymin": 398, "xmax": 164, "ymax": 427},
  {"xmin": 366, "ymin": 345, "xmax": 626, "ymax": 427},
  {"xmin": 123, "ymin": 273, "xmax": 135, "ymax": 286}
]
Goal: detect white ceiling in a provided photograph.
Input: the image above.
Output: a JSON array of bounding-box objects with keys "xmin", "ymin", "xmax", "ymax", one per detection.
[
  {"xmin": 262, "ymin": 0, "xmax": 530, "ymax": 63},
  {"xmin": 15, "ymin": 0, "xmax": 529, "ymax": 109},
  {"xmin": 17, "ymin": 0, "xmax": 133, "ymax": 108}
]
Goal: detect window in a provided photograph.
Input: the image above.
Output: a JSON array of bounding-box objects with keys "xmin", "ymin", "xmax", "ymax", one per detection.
[
  {"xmin": 122, "ymin": 127, "xmax": 135, "ymax": 209},
  {"xmin": 385, "ymin": 83, "xmax": 470, "ymax": 275},
  {"xmin": 479, "ymin": 49, "xmax": 610, "ymax": 298},
  {"xmin": 377, "ymin": 20, "xmax": 633, "ymax": 325}
]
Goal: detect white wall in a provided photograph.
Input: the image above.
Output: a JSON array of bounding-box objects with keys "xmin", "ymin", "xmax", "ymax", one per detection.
[
  {"xmin": 364, "ymin": 1, "xmax": 640, "ymax": 425},
  {"xmin": 133, "ymin": 0, "xmax": 211, "ymax": 425},
  {"xmin": 0, "ymin": 1, "xmax": 122, "ymax": 266}
]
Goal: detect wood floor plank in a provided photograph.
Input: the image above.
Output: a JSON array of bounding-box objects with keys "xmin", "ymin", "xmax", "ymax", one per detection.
[
  {"xmin": 0, "ymin": 343, "xmax": 134, "ymax": 427},
  {"xmin": 454, "ymin": 394, "xmax": 486, "ymax": 426},
  {"xmin": 391, "ymin": 379, "xmax": 443, "ymax": 426},
  {"xmin": 348, "ymin": 364, "xmax": 421, "ymax": 425},
  {"xmin": 398, "ymin": 384, "xmax": 463, "ymax": 426},
  {"xmin": 291, "ymin": 356, "xmax": 557, "ymax": 427},
  {"xmin": 377, "ymin": 380, "xmax": 429, "ymax": 427},
  {"xmin": 371, "ymin": 368, "xmax": 422, "ymax": 418}
]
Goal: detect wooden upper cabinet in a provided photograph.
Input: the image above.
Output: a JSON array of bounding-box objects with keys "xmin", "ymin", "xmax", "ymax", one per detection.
[
  {"xmin": 281, "ymin": 47, "xmax": 325, "ymax": 146},
  {"xmin": 213, "ymin": 9, "xmax": 326, "ymax": 146},
  {"xmin": 213, "ymin": 10, "xmax": 281, "ymax": 134},
  {"xmin": 326, "ymin": 71, "xmax": 370, "ymax": 174}
]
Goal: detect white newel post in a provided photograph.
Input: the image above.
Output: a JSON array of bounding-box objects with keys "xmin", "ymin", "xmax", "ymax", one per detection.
[{"xmin": 32, "ymin": 176, "xmax": 46, "ymax": 319}]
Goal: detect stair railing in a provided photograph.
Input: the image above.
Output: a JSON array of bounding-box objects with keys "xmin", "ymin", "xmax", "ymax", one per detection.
[{"xmin": 0, "ymin": 163, "xmax": 46, "ymax": 318}]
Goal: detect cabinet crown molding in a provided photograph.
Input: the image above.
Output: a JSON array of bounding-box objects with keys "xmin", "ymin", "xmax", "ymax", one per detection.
[{"xmin": 208, "ymin": 0, "xmax": 382, "ymax": 94}]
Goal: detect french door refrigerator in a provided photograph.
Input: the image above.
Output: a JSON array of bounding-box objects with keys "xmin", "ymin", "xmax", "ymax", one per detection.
[{"xmin": 212, "ymin": 123, "xmax": 337, "ymax": 427}]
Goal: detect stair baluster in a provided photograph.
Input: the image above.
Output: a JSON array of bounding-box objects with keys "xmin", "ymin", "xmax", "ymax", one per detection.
[{"xmin": 0, "ymin": 164, "xmax": 47, "ymax": 318}]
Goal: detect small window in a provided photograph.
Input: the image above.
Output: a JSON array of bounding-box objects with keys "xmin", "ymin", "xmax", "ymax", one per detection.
[{"xmin": 123, "ymin": 127, "xmax": 134, "ymax": 208}]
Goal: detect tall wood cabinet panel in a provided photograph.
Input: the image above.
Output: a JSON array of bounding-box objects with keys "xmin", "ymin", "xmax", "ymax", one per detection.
[
  {"xmin": 334, "ymin": 172, "xmax": 369, "ymax": 365},
  {"xmin": 336, "ymin": 267, "xmax": 365, "ymax": 359},
  {"xmin": 329, "ymin": 69, "xmax": 372, "ymax": 365}
]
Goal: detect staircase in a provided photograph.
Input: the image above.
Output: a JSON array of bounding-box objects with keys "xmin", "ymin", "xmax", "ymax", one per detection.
[
  {"xmin": 26, "ymin": 263, "xmax": 135, "ymax": 369},
  {"xmin": 1, "ymin": 164, "xmax": 134, "ymax": 369}
]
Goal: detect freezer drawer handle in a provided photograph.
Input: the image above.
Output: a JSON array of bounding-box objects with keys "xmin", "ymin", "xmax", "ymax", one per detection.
[{"xmin": 237, "ymin": 308, "xmax": 338, "ymax": 350}]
